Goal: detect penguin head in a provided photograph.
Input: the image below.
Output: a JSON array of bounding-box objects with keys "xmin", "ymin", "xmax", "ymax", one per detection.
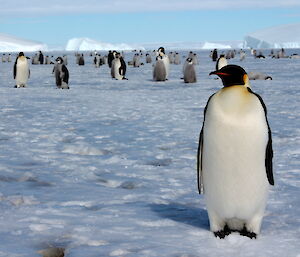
[
  {"xmin": 186, "ymin": 58, "xmax": 193, "ymax": 64},
  {"xmin": 158, "ymin": 47, "xmax": 165, "ymax": 56},
  {"xmin": 210, "ymin": 65, "xmax": 248, "ymax": 87},
  {"xmin": 56, "ymin": 57, "xmax": 63, "ymax": 64},
  {"xmin": 18, "ymin": 52, "xmax": 25, "ymax": 57}
]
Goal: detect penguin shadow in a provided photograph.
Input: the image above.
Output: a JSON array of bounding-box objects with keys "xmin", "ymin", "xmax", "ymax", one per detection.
[
  {"xmin": 144, "ymin": 158, "xmax": 172, "ymax": 167},
  {"xmin": 149, "ymin": 202, "xmax": 209, "ymax": 230}
]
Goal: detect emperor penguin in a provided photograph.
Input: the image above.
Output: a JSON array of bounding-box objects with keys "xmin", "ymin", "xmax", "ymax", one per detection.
[
  {"xmin": 216, "ymin": 54, "xmax": 227, "ymax": 70},
  {"xmin": 14, "ymin": 52, "xmax": 30, "ymax": 88},
  {"xmin": 183, "ymin": 58, "xmax": 197, "ymax": 83},
  {"xmin": 146, "ymin": 53, "xmax": 152, "ymax": 64},
  {"xmin": 248, "ymin": 71, "xmax": 272, "ymax": 80},
  {"xmin": 133, "ymin": 53, "xmax": 141, "ymax": 67},
  {"xmin": 174, "ymin": 52, "xmax": 181, "ymax": 65},
  {"xmin": 153, "ymin": 56, "xmax": 167, "ymax": 81},
  {"xmin": 197, "ymin": 64, "xmax": 274, "ymax": 239},
  {"xmin": 157, "ymin": 47, "xmax": 170, "ymax": 79},
  {"xmin": 53, "ymin": 57, "xmax": 69, "ymax": 89},
  {"xmin": 111, "ymin": 52, "xmax": 127, "ymax": 80}
]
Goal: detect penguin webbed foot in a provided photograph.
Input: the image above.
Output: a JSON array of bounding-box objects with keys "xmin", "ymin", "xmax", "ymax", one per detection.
[
  {"xmin": 240, "ymin": 227, "xmax": 257, "ymax": 239},
  {"xmin": 214, "ymin": 225, "xmax": 231, "ymax": 239}
]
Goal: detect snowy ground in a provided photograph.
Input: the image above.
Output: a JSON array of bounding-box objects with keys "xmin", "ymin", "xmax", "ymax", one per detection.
[{"xmin": 0, "ymin": 49, "xmax": 299, "ymax": 257}]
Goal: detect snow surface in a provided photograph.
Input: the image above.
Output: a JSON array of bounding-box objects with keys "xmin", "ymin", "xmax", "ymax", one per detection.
[
  {"xmin": 244, "ymin": 23, "xmax": 300, "ymax": 49},
  {"xmin": 0, "ymin": 33, "xmax": 48, "ymax": 53},
  {"xmin": 0, "ymin": 49, "xmax": 299, "ymax": 256},
  {"xmin": 66, "ymin": 38, "xmax": 145, "ymax": 51}
]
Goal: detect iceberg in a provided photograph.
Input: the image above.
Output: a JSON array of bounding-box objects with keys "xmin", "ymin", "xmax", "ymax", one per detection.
[
  {"xmin": 201, "ymin": 42, "xmax": 232, "ymax": 49},
  {"xmin": 141, "ymin": 41, "xmax": 243, "ymax": 50},
  {"xmin": 244, "ymin": 23, "xmax": 300, "ymax": 49},
  {"xmin": 65, "ymin": 38, "xmax": 145, "ymax": 51},
  {"xmin": 0, "ymin": 33, "xmax": 48, "ymax": 52}
]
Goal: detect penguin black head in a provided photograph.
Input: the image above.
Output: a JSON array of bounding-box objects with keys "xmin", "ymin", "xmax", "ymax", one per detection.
[
  {"xmin": 158, "ymin": 47, "xmax": 165, "ymax": 54},
  {"xmin": 56, "ymin": 57, "xmax": 63, "ymax": 64},
  {"xmin": 18, "ymin": 52, "xmax": 24, "ymax": 57},
  {"xmin": 209, "ymin": 65, "xmax": 247, "ymax": 87}
]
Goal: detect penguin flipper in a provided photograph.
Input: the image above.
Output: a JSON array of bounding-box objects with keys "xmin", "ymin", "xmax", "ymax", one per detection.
[
  {"xmin": 247, "ymin": 88, "xmax": 274, "ymax": 185},
  {"xmin": 197, "ymin": 93, "xmax": 216, "ymax": 194},
  {"xmin": 197, "ymin": 127, "xmax": 204, "ymax": 194},
  {"xmin": 13, "ymin": 61, "xmax": 17, "ymax": 79}
]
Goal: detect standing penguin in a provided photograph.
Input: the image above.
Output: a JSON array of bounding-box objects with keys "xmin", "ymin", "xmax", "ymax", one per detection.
[
  {"xmin": 157, "ymin": 47, "xmax": 170, "ymax": 79},
  {"xmin": 197, "ymin": 64, "xmax": 274, "ymax": 239},
  {"xmin": 111, "ymin": 52, "xmax": 127, "ymax": 80},
  {"xmin": 133, "ymin": 53, "xmax": 141, "ymax": 67},
  {"xmin": 78, "ymin": 54, "xmax": 85, "ymax": 65},
  {"xmin": 14, "ymin": 52, "xmax": 30, "ymax": 88},
  {"xmin": 174, "ymin": 52, "xmax": 181, "ymax": 65},
  {"xmin": 52, "ymin": 57, "xmax": 69, "ymax": 89},
  {"xmin": 216, "ymin": 54, "xmax": 228, "ymax": 70},
  {"xmin": 183, "ymin": 58, "xmax": 197, "ymax": 83},
  {"xmin": 153, "ymin": 56, "xmax": 167, "ymax": 81},
  {"xmin": 146, "ymin": 53, "xmax": 152, "ymax": 64},
  {"xmin": 38, "ymin": 51, "xmax": 44, "ymax": 64},
  {"xmin": 107, "ymin": 50, "xmax": 114, "ymax": 68},
  {"xmin": 212, "ymin": 49, "xmax": 218, "ymax": 61}
]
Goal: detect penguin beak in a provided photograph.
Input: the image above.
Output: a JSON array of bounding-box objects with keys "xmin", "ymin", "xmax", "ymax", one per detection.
[{"xmin": 209, "ymin": 71, "xmax": 230, "ymax": 76}]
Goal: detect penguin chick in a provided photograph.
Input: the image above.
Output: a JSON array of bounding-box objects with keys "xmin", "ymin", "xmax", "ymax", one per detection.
[
  {"xmin": 153, "ymin": 56, "xmax": 167, "ymax": 81},
  {"xmin": 183, "ymin": 58, "xmax": 197, "ymax": 83},
  {"xmin": 53, "ymin": 57, "xmax": 69, "ymax": 89}
]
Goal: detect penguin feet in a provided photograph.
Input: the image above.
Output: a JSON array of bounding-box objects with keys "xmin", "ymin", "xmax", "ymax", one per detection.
[
  {"xmin": 240, "ymin": 227, "xmax": 257, "ymax": 239},
  {"xmin": 214, "ymin": 225, "xmax": 231, "ymax": 239}
]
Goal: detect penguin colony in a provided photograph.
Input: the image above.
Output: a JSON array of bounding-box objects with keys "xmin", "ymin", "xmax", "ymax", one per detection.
[
  {"xmin": 4, "ymin": 48, "xmax": 277, "ymax": 239},
  {"xmin": 6, "ymin": 47, "xmax": 283, "ymax": 88}
]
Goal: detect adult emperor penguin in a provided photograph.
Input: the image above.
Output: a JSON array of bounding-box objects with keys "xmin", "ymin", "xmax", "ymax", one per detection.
[
  {"xmin": 111, "ymin": 52, "xmax": 127, "ymax": 80},
  {"xmin": 14, "ymin": 52, "xmax": 30, "ymax": 88},
  {"xmin": 197, "ymin": 64, "xmax": 274, "ymax": 239},
  {"xmin": 157, "ymin": 47, "xmax": 170, "ymax": 79},
  {"xmin": 183, "ymin": 58, "xmax": 197, "ymax": 83},
  {"xmin": 216, "ymin": 54, "xmax": 228, "ymax": 70}
]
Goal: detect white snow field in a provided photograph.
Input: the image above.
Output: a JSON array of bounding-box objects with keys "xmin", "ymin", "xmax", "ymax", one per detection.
[{"xmin": 0, "ymin": 49, "xmax": 299, "ymax": 257}]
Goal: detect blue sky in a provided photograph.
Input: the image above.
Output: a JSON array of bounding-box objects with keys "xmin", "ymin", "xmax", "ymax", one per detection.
[{"xmin": 0, "ymin": 0, "xmax": 300, "ymax": 47}]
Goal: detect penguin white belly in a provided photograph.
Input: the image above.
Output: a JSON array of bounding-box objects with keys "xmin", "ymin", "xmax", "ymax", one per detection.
[
  {"xmin": 113, "ymin": 59, "xmax": 123, "ymax": 80},
  {"xmin": 16, "ymin": 60, "xmax": 29, "ymax": 86},
  {"xmin": 203, "ymin": 89, "xmax": 269, "ymax": 233},
  {"xmin": 162, "ymin": 56, "xmax": 170, "ymax": 79}
]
